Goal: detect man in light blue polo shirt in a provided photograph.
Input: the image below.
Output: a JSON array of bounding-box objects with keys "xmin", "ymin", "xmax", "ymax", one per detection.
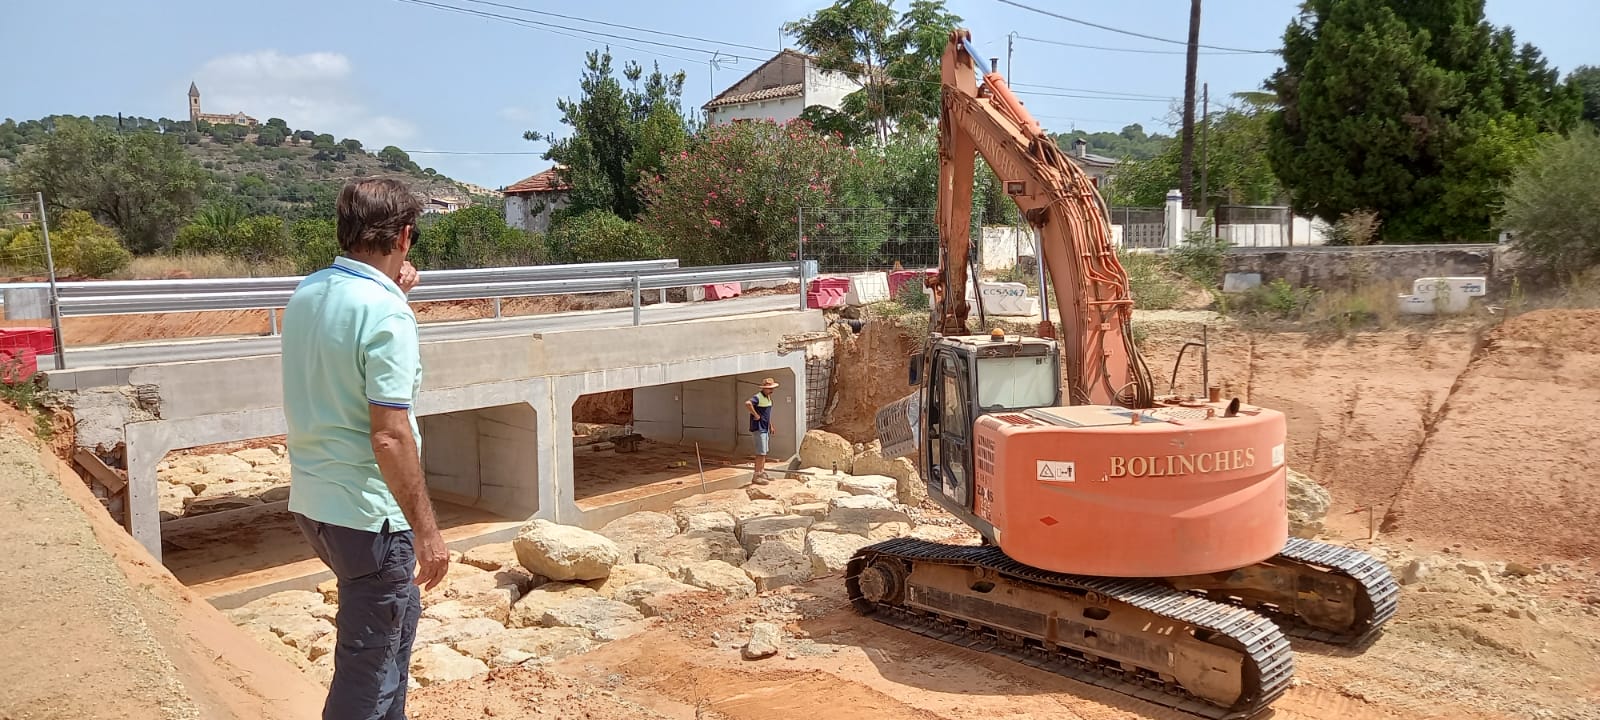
[{"xmin": 282, "ymin": 178, "xmax": 446, "ymax": 720}]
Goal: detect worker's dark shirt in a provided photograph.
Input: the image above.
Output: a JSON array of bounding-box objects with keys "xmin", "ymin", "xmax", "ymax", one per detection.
[{"xmin": 748, "ymin": 392, "xmax": 772, "ymax": 433}]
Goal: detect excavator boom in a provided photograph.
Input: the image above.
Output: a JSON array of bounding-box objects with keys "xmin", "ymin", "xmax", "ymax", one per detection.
[{"xmin": 933, "ymin": 31, "xmax": 1153, "ymax": 407}]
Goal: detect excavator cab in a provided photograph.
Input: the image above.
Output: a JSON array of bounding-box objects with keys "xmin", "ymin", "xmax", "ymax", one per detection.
[{"xmin": 921, "ymin": 332, "xmax": 1058, "ymax": 538}]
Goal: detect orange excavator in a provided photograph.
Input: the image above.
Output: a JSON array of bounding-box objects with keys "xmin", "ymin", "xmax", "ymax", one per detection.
[{"xmin": 849, "ymin": 30, "xmax": 1397, "ymax": 718}]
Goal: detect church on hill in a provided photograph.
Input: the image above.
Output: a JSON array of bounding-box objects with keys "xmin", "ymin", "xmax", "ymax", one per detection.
[{"xmin": 188, "ymin": 82, "xmax": 258, "ymax": 127}]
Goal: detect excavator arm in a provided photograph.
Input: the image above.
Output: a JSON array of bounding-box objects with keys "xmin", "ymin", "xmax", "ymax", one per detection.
[{"xmin": 933, "ymin": 30, "xmax": 1154, "ymax": 408}]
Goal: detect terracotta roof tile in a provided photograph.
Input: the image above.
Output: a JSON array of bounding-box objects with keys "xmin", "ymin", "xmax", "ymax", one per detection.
[
  {"xmin": 503, "ymin": 167, "xmax": 570, "ymax": 194},
  {"xmin": 705, "ymin": 82, "xmax": 804, "ymax": 109}
]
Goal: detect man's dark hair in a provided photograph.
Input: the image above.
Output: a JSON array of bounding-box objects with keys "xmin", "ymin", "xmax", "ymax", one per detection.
[{"xmin": 336, "ymin": 178, "xmax": 422, "ymax": 254}]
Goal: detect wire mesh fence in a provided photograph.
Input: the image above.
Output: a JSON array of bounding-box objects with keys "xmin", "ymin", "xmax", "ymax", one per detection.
[
  {"xmin": 0, "ymin": 192, "xmax": 58, "ymax": 279},
  {"xmin": 798, "ymin": 207, "xmax": 941, "ymax": 274}
]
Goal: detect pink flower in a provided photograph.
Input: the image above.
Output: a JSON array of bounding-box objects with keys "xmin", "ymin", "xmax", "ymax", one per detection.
[{"xmin": 710, "ymin": 219, "xmax": 722, "ymax": 228}]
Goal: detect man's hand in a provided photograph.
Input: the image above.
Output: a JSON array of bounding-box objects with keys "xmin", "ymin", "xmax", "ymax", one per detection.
[
  {"xmin": 396, "ymin": 261, "xmax": 419, "ymax": 294},
  {"xmin": 413, "ymin": 527, "xmax": 449, "ymax": 591}
]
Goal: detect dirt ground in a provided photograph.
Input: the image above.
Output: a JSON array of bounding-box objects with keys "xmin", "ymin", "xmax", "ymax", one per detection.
[{"xmin": 13, "ymin": 305, "xmax": 1600, "ymax": 720}]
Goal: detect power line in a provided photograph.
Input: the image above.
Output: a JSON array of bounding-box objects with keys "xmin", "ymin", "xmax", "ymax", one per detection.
[
  {"xmin": 1009, "ymin": 81, "xmax": 1175, "ymax": 100},
  {"xmin": 393, "ymin": 0, "xmax": 710, "ymax": 64},
  {"xmin": 401, "ymin": 149, "xmax": 544, "ymax": 155},
  {"xmin": 1014, "ymin": 34, "xmax": 1259, "ymax": 56},
  {"xmin": 992, "ymin": 0, "xmax": 1276, "ymax": 54},
  {"xmin": 450, "ymin": 0, "xmax": 775, "ymax": 55}
]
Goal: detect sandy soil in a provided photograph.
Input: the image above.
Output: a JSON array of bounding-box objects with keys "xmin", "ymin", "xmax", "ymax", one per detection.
[{"xmin": 0, "ymin": 410, "xmax": 323, "ymax": 720}]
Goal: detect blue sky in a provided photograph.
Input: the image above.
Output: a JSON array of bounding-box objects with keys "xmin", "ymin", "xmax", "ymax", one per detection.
[{"xmin": 3, "ymin": 0, "xmax": 1594, "ymax": 188}]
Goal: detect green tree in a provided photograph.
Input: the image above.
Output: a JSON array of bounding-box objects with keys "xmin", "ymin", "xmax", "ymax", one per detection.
[
  {"xmin": 288, "ymin": 218, "xmax": 339, "ymax": 274},
  {"xmin": 0, "ymin": 210, "xmax": 131, "ymax": 277},
  {"xmin": 1570, "ymin": 66, "xmax": 1600, "ymax": 126},
  {"xmin": 546, "ymin": 210, "xmax": 663, "ymax": 264},
  {"xmin": 1266, "ymin": 0, "xmax": 1580, "ymax": 242},
  {"xmin": 13, "ymin": 118, "xmax": 209, "ymax": 253},
  {"xmin": 527, "ymin": 50, "xmax": 688, "ymax": 221},
  {"xmin": 785, "ymin": 0, "xmax": 962, "ymax": 144},
  {"xmin": 1501, "ymin": 126, "xmax": 1600, "ymax": 274},
  {"xmin": 255, "ymin": 126, "xmax": 285, "ymax": 147},
  {"xmin": 228, "ymin": 216, "xmax": 290, "ymax": 265},
  {"xmin": 412, "ymin": 205, "xmax": 534, "ymax": 269},
  {"xmin": 640, "ymin": 119, "xmax": 874, "ymax": 266},
  {"xmin": 378, "ymin": 145, "xmax": 421, "ymax": 173},
  {"xmin": 1108, "ymin": 104, "xmax": 1282, "ymax": 207}
]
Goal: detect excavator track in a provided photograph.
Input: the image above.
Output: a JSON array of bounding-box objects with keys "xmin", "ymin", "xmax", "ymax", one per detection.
[
  {"xmin": 846, "ymin": 538, "xmax": 1294, "ymax": 719},
  {"xmin": 1169, "ymin": 538, "xmax": 1401, "ymax": 646}
]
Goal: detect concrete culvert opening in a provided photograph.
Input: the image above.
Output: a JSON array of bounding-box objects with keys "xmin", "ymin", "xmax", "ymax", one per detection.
[
  {"xmin": 158, "ymin": 404, "xmax": 541, "ymax": 602},
  {"xmin": 571, "ymin": 369, "xmax": 799, "ymax": 525}
]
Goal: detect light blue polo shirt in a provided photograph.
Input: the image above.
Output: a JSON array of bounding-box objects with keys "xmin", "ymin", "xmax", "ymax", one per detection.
[{"xmin": 281, "ymin": 255, "xmax": 422, "ymax": 532}]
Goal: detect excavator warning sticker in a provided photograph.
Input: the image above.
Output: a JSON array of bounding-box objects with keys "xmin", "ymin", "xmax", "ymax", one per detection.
[{"xmin": 1036, "ymin": 460, "xmax": 1076, "ymax": 483}]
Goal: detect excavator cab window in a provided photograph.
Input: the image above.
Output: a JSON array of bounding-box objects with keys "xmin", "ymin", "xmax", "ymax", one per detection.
[
  {"xmin": 932, "ymin": 350, "xmax": 974, "ymax": 509},
  {"xmin": 908, "ymin": 351, "xmax": 923, "ymax": 386},
  {"xmin": 976, "ymin": 354, "xmax": 1056, "ymax": 411}
]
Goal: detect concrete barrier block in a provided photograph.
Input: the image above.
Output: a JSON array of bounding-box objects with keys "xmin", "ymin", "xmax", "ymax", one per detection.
[
  {"xmin": 977, "ymin": 282, "xmax": 1039, "ymax": 316},
  {"xmin": 1223, "ymin": 272, "xmax": 1262, "ymax": 293},
  {"xmin": 1412, "ymin": 276, "xmax": 1487, "ymax": 298},
  {"xmin": 844, "ymin": 272, "xmax": 890, "ymax": 306}
]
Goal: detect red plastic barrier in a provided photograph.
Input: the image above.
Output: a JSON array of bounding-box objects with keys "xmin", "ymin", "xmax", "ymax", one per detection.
[
  {"xmin": 0, "ymin": 328, "xmax": 54, "ymax": 356},
  {"xmin": 887, "ymin": 269, "xmax": 936, "ymax": 297},
  {"xmin": 806, "ymin": 277, "xmax": 849, "ymax": 309},
  {"xmin": 0, "ymin": 348, "xmax": 37, "ymax": 383},
  {"xmin": 702, "ymin": 282, "xmax": 742, "ymax": 300}
]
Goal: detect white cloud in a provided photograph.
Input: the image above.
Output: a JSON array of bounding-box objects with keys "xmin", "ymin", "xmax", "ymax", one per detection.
[{"xmin": 192, "ymin": 50, "xmax": 418, "ymax": 148}]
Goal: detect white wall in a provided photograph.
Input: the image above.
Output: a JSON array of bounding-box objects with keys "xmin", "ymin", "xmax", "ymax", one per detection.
[
  {"xmin": 633, "ymin": 370, "xmax": 799, "ymax": 459},
  {"xmin": 504, "ymin": 192, "xmax": 568, "ymax": 234},
  {"xmin": 804, "ymin": 63, "xmax": 863, "ymax": 111},
  {"xmin": 707, "ymin": 97, "xmax": 806, "ymax": 125}
]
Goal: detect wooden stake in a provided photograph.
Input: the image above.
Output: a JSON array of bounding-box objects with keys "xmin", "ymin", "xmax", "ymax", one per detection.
[{"xmin": 694, "ymin": 442, "xmax": 707, "ymax": 493}]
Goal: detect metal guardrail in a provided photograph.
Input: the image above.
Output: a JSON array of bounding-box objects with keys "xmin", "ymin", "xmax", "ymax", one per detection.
[
  {"xmin": 9, "ymin": 260, "xmax": 801, "ymax": 319},
  {"xmin": 2, "ymin": 259, "xmax": 681, "ymax": 298}
]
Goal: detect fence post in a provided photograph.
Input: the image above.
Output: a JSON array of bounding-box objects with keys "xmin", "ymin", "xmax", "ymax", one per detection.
[
  {"xmin": 796, "ymin": 206, "xmax": 806, "ymax": 311},
  {"xmin": 1164, "ymin": 190, "xmax": 1184, "ymax": 249},
  {"xmin": 269, "ymin": 308, "xmax": 280, "ymax": 336},
  {"xmin": 631, "ymin": 275, "xmax": 642, "ymax": 326},
  {"xmin": 36, "ymin": 192, "xmax": 66, "ymax": 370}
]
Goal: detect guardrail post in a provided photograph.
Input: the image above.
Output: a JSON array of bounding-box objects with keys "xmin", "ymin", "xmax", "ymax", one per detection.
[
  {"xmin": 269, "ymin": 308, "xmax": 280, "ymax": 336},
  {"xmin": 492, "ymin": 298, "xmax": 502, "ymax": 319},
  {"xmin": 631, "ymin": 275, "xmax": 642, "ymax": 326}
]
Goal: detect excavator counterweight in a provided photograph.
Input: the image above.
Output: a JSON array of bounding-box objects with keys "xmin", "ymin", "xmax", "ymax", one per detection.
[{"xmin": 851, "ymin": 29, "xmax": 1397, "ymax": 719}]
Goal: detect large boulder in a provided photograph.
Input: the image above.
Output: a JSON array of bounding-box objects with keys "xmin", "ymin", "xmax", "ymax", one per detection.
[
  {"xmin": 460, "ymin": 542, "xmax": 522, "ymax": 573},
  {"xmin": 232, "ymin": 447, "xmax": 281, "ymax": 467},
  {"xmin": 669, "ymin": 489, "xmax": 756, "ymax": 529},
  {"xmin": 736, "ymin": 514, "xmax": 813, "ymax": 554},
  {"xmin": 513, "ymin": 519, "xmax": 622, "ymax": 581},
  {"xmin": 805, "ymin": 530, "xmax": 874, "ymax": 576},
  {"xmin": 198, "ymin": 453, "xmax": 255, "ymax": 477},
  {"xmin": 747, "ymin": 478, "xmax": 848, "ymax": 510},
  {"xmin": 814, "ymin": 495, "xmax": 913, "ymax": 541},
  {"xmin": 507, "ymin": 582, "xmax": 598, "ymax": 629},
  {"xmin": 682, "ymin": 511, "xmax": 737, "ymax": 535},
  {"xmin": 158, "ymin": 483, "xmax": 195, "ymax": 521},
  {"xmin": 597, "ymin": 511, "xmax": 680, "ymax": 563},
  {"xmin": 679, "ymin": 560, "xmax": 757, "ymax": 599},
  {"xmin": 414, "ymin": 617, "xmax": 507, "ymax": 648},
  {"xmin": 1286, "ymin": 468, "xmax": 1331, "ymax": 539},
  {"xmin": 835, "ymin": 475, "xmax": 898, "ymax": 501},
  {"xmin": 799, "ymin": 430, "xmax": 854, "ymax": 473},
  {"xmin": 611, "ymin": 578, "xmax": 706, "ymax": 617},
  {"xmin": 410, "ymin": 644, "xmax": 489, "ymax": 687},
  {"xmin": 589, "ymin": 563, "xmax": 670, "ymax": 599},
  {"xmin": 454, "ymin": 626, "xmax": 597, "ymax": 667},
  {"xmin": 742, "ymin": 622, "xmax": 783, "ymax": 660},
  {"xmin": 851, "ymin": 440, "xmax": 925, "ymax": 505},
  {"xmin": 225, "ymin": 590, "xmax": 333, "ymax": 625},
  {"xmin": 240, "ymin": 625, "xmax": 312, "ymax": 671},
  {"xmin": 183, "ymin": 491, "xmax": 264, "ymax": 515},
  {"xmin": 741, "ymin": 541, "xmax": 813, "ymax": 592},
  {"xmin": 540, "ymin": 596, "xmax": 647, "ymax": 642},
  {"xmin": 637, "ymin": 530, "xmax": 747, "ymax": 577}
]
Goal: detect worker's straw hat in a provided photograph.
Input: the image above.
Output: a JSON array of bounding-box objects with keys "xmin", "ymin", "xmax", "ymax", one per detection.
[{"xmin": 759, "ymin": 377, "xmax": 780, "ymax": 389}]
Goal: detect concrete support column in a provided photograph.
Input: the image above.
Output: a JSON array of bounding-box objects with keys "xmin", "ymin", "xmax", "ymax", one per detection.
[{"xmin": 1165, "ymin": 189, "xmax": 1184, "ymax": 248}]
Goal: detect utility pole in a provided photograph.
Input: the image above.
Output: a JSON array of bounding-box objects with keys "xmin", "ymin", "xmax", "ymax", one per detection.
[
  {"xmin": 1200, "ymin": 83, "xmax": 1210, "ymax": 218},
  {"xmin": 1179, "ymin": 0, "xmax": 1201, "ymax": 209},
  {"xmin": 1007, "ymin": 32, "xmax": 1015, "ymax": 81}
]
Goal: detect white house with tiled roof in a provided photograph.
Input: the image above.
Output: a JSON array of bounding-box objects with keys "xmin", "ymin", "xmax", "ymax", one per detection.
[
  {"xmin": 702, "ymin": 49, "xmax": 863, "ymax": 125},
  {"xmin": 502, "ymin": 166, "xmax": 571, "ymax": 233}
]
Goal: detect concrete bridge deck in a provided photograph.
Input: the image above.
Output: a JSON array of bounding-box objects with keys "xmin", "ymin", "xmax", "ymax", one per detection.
[{"xmin": 47, "ymin": 303, "xmax": 829, "ymax": 591}]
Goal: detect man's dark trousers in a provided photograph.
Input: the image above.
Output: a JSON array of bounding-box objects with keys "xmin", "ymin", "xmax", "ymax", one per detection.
[{"xmin": 293, "ymin": 512, "xmax": 422, "ymax": 720}]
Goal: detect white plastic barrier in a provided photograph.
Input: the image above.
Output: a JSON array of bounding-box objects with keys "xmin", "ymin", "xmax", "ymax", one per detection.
[
  {"xmin": 845, "ymin": 271, "xmax": 891, "ymax": 306},
  {"xmin": 978, "ymin": 281, "xmax": 1040, "ymax": 316},
  {"xmin": 1398, "ymin": 275, "xmax": 1487, "ymax": 315}
]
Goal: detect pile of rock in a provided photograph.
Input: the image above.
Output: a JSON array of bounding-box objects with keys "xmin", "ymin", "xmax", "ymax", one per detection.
[
  {"xmin": 157, "ymin": 446, "xmax": 293, "ymax": 521},
  {"xmin": 227, "ymin": 466, "xmax": 933, "ymax": 684}
]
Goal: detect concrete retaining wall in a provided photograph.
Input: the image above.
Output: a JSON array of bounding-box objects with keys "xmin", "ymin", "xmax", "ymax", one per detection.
[{"xmin": 1223, "ymin": 244, "xmax": 1501, "ymax": 293}]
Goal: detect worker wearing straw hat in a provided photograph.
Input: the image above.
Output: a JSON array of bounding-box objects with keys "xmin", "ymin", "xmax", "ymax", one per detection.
[{"xmin": 746, "ymin": 377, "xmax": 780, "ymax": 484}]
